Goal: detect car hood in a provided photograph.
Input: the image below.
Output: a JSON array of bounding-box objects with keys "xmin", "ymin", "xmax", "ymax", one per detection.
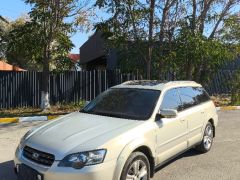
[{"xmin": 25, "ymin": 112, "xmax": 143, "ymax": 160}]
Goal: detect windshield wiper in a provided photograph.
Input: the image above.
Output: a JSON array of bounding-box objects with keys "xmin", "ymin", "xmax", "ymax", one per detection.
[
  {"xmin": 92, "ymin": 111, "xmax": 114, "ymax": 117},
  {"xmin": 79, "ymin": 110, "xmax": 109, "ymax": 117},
  {"xmin": 80, "ymin": 110, "xmax": 143, "ymax": 120},
  {"xmin": 79, "ymin": 109, "xmax": 91, "ymax": 114},
  {"xmin": 90, "ymin": 111, "xmax": 134, "ymax": 119}
]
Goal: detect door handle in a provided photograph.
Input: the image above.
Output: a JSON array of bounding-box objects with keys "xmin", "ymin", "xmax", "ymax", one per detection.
[{"xmin": 180, "ymin": 119, "xmax": 186, "ymax": 123}]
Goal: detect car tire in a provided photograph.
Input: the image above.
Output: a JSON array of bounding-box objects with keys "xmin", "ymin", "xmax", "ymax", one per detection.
[
  {"xmin": 195, "ymin": 122, "xmax": 214, "ymax": 153},
  {"xmin": 120, "ymin": 152, "xmax": 150, "ymax": 180}
]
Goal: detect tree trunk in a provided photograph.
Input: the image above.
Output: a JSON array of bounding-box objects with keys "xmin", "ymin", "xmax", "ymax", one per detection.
[
  {"xmin": 146, "ymin": 59, "xmax": 151, "ymax": 80},
  {"xmin": 194, "ymin": 64, "xmax": 201, "ymax": 82},
  {"xmin": 186, "ymin": 61, "xmax": 193, "ymax": 80},
  {"xmin": 146, "ymin": 46, "xmax": 152, "ymax": 79},
  {"xmin": 208, "ymin": 0, "xmax": 234, "ymax": 39},
  {"xmin": 159, "ymin": 7, "xmax": 168, "ymax": 46},
  {"xmin": 146, "ymin": 0, "xmax": 155, "ymax": 80},
  {"xmin": 191, "ymin": 0, "xmax": 196, "ymax": 33},
  {"xmin": 198, "ymin": 0, "xmax": 214, "ymax": 34},
  {"xmin": 194, "ymin": 56, "xmax": 205, "ymax": 82},
  {"xmin": 158, "ymin": 7, "xmax": 168, "ymax": 75},
  {"xmin": 40, "ymin": 48, "xmax": 50, "ymax": 110}
]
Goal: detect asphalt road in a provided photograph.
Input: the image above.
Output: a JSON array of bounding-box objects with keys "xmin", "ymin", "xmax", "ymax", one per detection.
[{"xmin": 0, "ymin": 110, "xmax": 239, "ymax": 180}]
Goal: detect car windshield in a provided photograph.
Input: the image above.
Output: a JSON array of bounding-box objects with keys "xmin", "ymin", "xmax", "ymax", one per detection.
[{"xmin": 80, "ymin": 88, "xmax": 161, "ymax": 120}]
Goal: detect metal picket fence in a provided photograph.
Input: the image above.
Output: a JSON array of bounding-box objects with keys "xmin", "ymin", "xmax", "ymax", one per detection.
[
  {"xmin": 0, "ymin": 68, "xmax": 238, "ymax": 108},
  {"xmin": 0, "ymin": 70, "xmax": 138, "ymax": 108}
]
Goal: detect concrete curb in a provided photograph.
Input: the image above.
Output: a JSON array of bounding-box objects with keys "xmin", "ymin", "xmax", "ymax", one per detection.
[
  {"xmin": 217, "ymin": 106, "xmax": 240, "ymax": 111},
  {"xmin": 0, "ymin": 106, "xmax": 240, "ymax": 124},
  {"xmin": 0, "ymin": 115, "xmax": 60, "ymax": 124},
  {"xmin": 0, "ymin": 118, "xmax": 19, "ymax": 123}
]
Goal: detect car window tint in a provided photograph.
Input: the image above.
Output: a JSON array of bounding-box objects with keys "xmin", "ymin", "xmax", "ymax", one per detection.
[
  {"xmin": 178, "ymin": 87, "xmax": 198, "ymax": 109},
  {"xmin": 195, "ymin": 87, "xmax": 210, "ymax": 103},
  {"xmin": 82, "ymin": 88, "xmax": 161, "ymax": 120},
  {"xmin": 160, "ymin": 89, "xmax": 182, "ymax": 111}
]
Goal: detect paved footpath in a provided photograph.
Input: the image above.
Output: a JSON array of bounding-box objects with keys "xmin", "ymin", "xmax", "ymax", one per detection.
[{"xmin": 0, "ymin": 110, "xmax": 240, "ymax": 180}]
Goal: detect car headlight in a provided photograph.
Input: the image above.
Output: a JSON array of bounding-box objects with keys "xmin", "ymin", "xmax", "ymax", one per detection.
[{"xmin": 58, "ymin": 149, "xmax": 107, "ymax": 169}]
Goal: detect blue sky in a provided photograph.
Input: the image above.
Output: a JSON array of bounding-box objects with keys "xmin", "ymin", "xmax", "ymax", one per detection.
[
  {"xmin": 1, "ymin": 1, "xmax": 239, "ymax": 53},
  {"xmin": 0, "ymin": 0, "xmax": 94, "ymax": 54}
]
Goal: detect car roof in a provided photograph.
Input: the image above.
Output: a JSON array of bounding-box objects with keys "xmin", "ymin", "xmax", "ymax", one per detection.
[{"xmin": 112, "ymin": 80, "xmax": 202, "ymax": 91}]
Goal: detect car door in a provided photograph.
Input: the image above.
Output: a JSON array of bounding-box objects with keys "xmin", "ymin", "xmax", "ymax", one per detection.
[
  {"xmin": 178, "ymin": 87, "xmax": 205, "ymax": 147},
  {"xmin": 155, "ymin": 88, "xmax": 188, "ymax": 164}
]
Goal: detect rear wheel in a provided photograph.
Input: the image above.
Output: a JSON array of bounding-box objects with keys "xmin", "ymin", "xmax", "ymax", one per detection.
[
  {"xmin": 196, "ymin": 122, "xmax": 214, "ymax": 153},
  {"xmin": 120, "ymin": 152, "xmax": 150, "ymax": 180}
]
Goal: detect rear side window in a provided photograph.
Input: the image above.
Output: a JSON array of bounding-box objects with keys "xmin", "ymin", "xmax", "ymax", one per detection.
[
  {"xmin": 194, "ymin": 87, "xmax": 210, "ymax": 103},
  {"xmin": 178, "ymin": 87, "xmax": 198, "ymax": 110},
  {"xmin": 160, "ymin": 89, "xmax": 182, "ymax": 111},
  {"xmin": 178, "ymin": 87, "xmax": 210, "ymax": 110}
]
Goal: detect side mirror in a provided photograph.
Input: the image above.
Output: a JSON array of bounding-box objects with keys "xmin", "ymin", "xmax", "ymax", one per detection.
[{"xmin": 159, "ymin": 109, "xmax": 178, "ymax": 118}]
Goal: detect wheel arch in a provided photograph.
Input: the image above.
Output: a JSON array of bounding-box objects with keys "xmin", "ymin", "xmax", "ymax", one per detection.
[
  {"xmin": 133, "ymin": 146, "xmax": 155, "ymax": 177},
  {"xmin": 208, "ymin": 118, "xmax": 215, "ymax": 137},
  {"xmin": 114, "ymin": 139, "xmax": 156, "ymax": 180}
]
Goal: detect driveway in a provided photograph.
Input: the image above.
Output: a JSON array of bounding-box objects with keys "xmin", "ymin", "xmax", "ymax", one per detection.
[{"xmin": 0, "ymin": 110, "xmax": 239, "ymax": 180}]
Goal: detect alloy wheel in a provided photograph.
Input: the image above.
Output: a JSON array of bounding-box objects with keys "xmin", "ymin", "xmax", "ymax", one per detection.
[
  {"xmin": 203, "ymin": 124, "xmax": 213, "ymax": 150},
  {"xmin": 126, "ymin": 160, "xmax": 148, "ymax": 180}
]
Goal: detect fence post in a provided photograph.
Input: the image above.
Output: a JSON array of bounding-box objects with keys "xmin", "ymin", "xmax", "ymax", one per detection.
[
  {"xmin": 105, "ymin": 70, "xmax": 107, "ymax": 90},
  {"xmin": 94, "ymin": 70, "xmax": 96, "ymax": 99}
]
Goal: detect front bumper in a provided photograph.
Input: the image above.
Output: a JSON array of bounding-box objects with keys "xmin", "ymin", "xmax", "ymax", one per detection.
[{"xmin": 14, "ymin": 147, "xmax": 117, "ymax": 180}]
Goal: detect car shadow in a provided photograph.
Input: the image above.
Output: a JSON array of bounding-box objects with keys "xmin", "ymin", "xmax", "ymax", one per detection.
[
  {"xmin": 0, "ymin": 123, "xmax": 19, "ymax": 129},
  {"xmin": 155, "ymin": 149, "xmax": 201, "ymax": 173},
  {"xmin": 0, "ymin": 150, "xmax": 200, "ymax": 180},
  {"xmin": 0, "ymin": 160, "xmax": 17, "ymax": 180}
]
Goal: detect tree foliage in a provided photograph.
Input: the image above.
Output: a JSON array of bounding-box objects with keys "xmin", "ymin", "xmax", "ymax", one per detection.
[
  {"xmin": 95, "ymin": 0, "xmax": 159, "ymax": 79},
  {"xmin": 229, "ymin": 70, "xmax": 240, "ymax": 105},
  {"xmin": 1, "ymin": 0, "xmax": 92, "ymax": 109},
  {"xmin": 95, "ymin": 0, "xmax": 240, "ymax": 82},
  {"xmin": 3, "ymin": 16, "xmax": 42, "ymax": 70},
  {"xmin": 23, "ymin": 0, "xmax": 91, "ymax": 109},
  {"xmin": 2, "ymin": 15, "xmax": 74, "ymax": 71},
  {"xmin": 169, "ymin": 28, "xmax": 238, "ymax": 84},
  {"xmin": 220, "ymin": 14, "xmax": 240, "ymax": 44},
  {"xmin": 0, "ymin": 16, "xmax": 10, "ymax": 59}
]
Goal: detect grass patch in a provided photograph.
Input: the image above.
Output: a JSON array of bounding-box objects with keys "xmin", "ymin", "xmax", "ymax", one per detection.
[
  {"xmin": 231, "ymin": 93, "xmax": 240, "ymax": 106},
  {"xmin": 211, "ymin": 94, "xmax": 231, "ymax": 107},
  {"xmin": 0, "ymin": 101, "xmax": 85, "ymax": 118}
]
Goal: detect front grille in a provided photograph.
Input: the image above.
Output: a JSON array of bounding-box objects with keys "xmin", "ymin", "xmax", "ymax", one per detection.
[{"xmin": 23, "ymin": 146, "xmax": 55, "ymax": 166}]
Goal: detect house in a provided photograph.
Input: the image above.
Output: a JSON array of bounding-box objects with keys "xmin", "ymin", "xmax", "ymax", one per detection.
[
  {"xmin": 68, "ymin": 54, "xmax": 81, "ymax": 71},
  {"xmin": 79, "ymin": 31, "xmax": 117, "ymax": 70},
  {"xmin": 0, "ymin": 60, "xmax": 25, "ymax": 71}
]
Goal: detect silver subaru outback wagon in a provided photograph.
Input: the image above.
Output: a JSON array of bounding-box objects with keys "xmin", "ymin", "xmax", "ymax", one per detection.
[{"xmin": 15, "ymin": 80, "xmax": 218, "ymax": 180}]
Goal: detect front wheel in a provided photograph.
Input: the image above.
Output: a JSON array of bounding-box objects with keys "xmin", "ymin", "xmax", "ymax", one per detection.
[
  {"xmin": 196, "ymin": 122, "xmax": 214, "ymax": 153},
  {"xmin": 120, "ymin": 152, "xmax": 150, "ymax": 180}
]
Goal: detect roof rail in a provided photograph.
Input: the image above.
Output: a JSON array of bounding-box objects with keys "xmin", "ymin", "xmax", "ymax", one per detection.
[
  {"xmin": 121, "ymin": 80, "xmax": 168, "ymax": 86},
  {"xmin": 163, "ymin": 81, "xmax": 200, "ymax": 87}
]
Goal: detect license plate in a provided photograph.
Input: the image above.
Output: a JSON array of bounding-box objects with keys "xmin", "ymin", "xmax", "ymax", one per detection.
[{"xmin": 17, "ymin": 164, "xmax": 44, "ymax": 180}]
